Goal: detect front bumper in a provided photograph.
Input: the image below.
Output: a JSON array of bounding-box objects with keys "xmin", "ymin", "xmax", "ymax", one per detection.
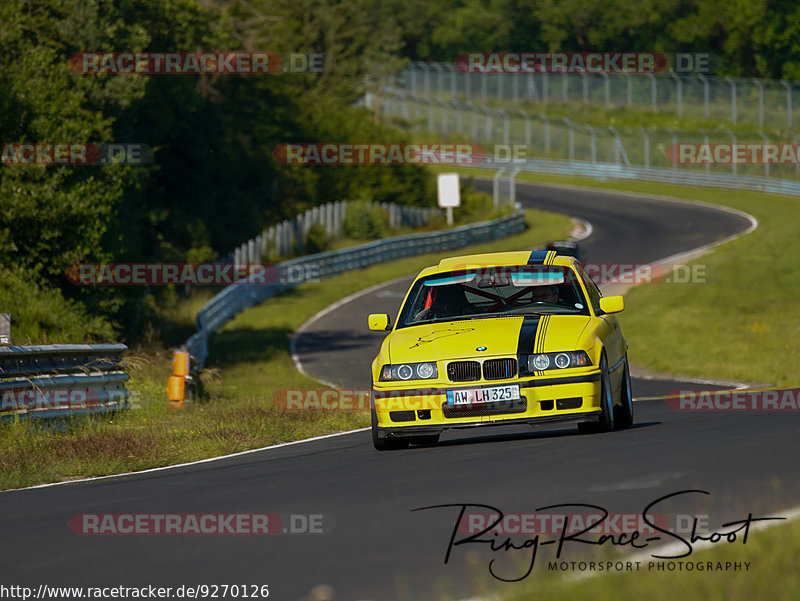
[{"xmin": 372, "ymin": 371, "xmax": 602, "ymax": 438}]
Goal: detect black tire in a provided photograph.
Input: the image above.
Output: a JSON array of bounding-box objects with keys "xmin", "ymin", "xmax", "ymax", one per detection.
[
  {"xmin": 371, "ymin": 408, "xmax": 409, "ymax": 451},
  {"xmin": 615, "ymin": 356, "xmax": 634, "ymax": 428},
  {"xmin": 577, "ymin": 352, "xmax": 615, "ymax": 434},
  {"xmin": 409, "ymin": 434, "xmax": 440, "ymax": 446}
]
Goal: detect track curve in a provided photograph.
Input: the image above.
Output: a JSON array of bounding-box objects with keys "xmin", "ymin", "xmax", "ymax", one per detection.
[{"xmin": 3, "ymin": 183, "xmax": 796, "ymax": 601}]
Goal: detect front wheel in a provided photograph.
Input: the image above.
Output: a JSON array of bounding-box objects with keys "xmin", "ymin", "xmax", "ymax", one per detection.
[
  {"xmin": 578, "ymin": 352, "xmax": 615, "ymax": 434},
  {"xmin": 615, "ymin": 356, "xmax": 634, "ymax": 428}
]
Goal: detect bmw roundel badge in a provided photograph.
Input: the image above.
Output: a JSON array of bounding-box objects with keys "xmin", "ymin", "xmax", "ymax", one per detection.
[{"xmin": 476, "ymin": 346, "xmax": 487, "ymax": 352}]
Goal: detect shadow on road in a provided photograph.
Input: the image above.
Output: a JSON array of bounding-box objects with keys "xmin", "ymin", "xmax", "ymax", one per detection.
[{"xmin": 403, "ymin": 420, "xmax": 661, "ymax": 450}]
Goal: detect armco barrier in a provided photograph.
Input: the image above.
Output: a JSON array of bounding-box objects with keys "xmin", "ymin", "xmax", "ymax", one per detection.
[
  {"xmin": 485, "ymin": 156, "xmax": 800, "ymax": 196},
  {"xmin": 179, "ymin": 210, "xmax": 527, "ymax": 368},
  {"xmin": 0, "ymin": 344, "xmax": 131, "ymax": 420}
]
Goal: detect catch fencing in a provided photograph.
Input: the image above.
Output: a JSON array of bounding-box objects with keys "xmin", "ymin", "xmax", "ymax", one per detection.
[
  {"xmin": 378, "ymin": 91, "xmax": 800, "ymax": 181},
  {"xmin": 403, "ymin": 62, "xmax": 799, "ymax": 129}
]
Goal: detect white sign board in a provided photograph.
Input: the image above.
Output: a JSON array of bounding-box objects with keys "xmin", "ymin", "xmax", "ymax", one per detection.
[
  {"xmin": 0, "ymin": 313, "xmax": 9, "ymax": 345},
  {"xmin": 437, "ymin": 173, "xmax": 461, "ymax": 208}
]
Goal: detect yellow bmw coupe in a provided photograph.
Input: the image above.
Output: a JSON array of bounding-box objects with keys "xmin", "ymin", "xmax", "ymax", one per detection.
[{"xmin": 368, "ymin": 249, "xmax": 633, "ymax": 450}]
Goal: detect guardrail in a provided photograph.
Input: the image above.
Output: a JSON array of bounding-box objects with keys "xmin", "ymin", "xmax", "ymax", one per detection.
[
  {"xmin": 483, "ymin": 156, "xmax": 800, "ymax": 197},
  {"xmin": 0, "ymin": 344, "xmax": 131, "ymax": 421},
  {"xmin": 180, "ymin": 210, "xmax": 527, "ymax": 368}
]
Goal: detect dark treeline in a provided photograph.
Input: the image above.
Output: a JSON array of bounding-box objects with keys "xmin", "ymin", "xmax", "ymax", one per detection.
[
  {"xmin": 1, "ymin": 0, "xmax": 796, "ymax": 342},
  {"xmin": 0, "ymin": 0, "xmax": 430, "ymax": 340},
  {"xmin": 400, "ymin": 0, "xmax": 800, "ymax": 80}
]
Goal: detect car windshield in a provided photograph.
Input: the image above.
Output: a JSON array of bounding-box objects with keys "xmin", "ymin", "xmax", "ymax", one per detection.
[{"xmin": 396, "ymin": 265, "xmax": 590, "ymax": 328}]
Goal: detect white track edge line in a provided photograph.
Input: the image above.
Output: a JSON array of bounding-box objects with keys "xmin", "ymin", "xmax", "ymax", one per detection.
[
  {"xmin": 4, "ymin": 428, "xmax": 370, "ymax": 493},
  {"xmin": 289, "ymin": 274, "xmax": 415, "ymax": 389},
  {"xmin": 568, "ymin": 216, "xmax": 594, "ymax": 242},
  {"xmin": 8, "ymin": 187, "xmax": 759, "ymax": 493}
]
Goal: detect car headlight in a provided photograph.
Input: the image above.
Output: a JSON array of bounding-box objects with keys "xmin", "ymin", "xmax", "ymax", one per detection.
[
  {"xmin": 380, "ymin": 362, "xmax": 438, "ymax": 381},
  {"xmin": 531, "ymin": 354, "xmax": 550, "ymax": 370},
  {"xmin": 527, "ymin": 351, "xmax": 590, "ymax": 372}
]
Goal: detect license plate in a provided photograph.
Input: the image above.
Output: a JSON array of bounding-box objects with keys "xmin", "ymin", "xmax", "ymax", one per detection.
[{"xmin": 447, "ymin": 384, "xmax": 520, "ymax": 405}]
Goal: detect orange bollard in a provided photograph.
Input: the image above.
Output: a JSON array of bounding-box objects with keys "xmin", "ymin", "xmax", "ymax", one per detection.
[
  {"xmin": 168, "ymin": 351, "xmax": 190, "ymax": 406},
  {"xmin": 172, "ymin": 351, "xmax": 189, "ymax": 377},
  {"xmin": 167, "ymin": 375, "xmax": 185, "ymax": 404}
]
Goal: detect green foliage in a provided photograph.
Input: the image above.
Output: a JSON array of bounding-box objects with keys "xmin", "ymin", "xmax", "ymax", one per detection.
[
  {"xmin": 0, "ymin": 267, "xmax": 115, "ymax": 344},
  {"xmin": 5, "ymin": 0, "xmax": 800, "ymax": 346},
  {"xmin": 397, "ymin": 0, "xmax": 800, "ymax": 79},
  {"xmin": 449, "ymin": 178, "xmax": 510, "ymax": 225},
  {"xmin": 455, "ymin": 191, "xmax": 495, "ymax": 224},
  {"xmin": 343, "ymin": 202, "xmax": 390, "ymax": 239},
  {"xmin": 0, "ymin": 0, "xmax": 433, "ymax": 343},
  {"xmin": 305, "ymin": 224, "xmax": 331, "ymax": 254}
]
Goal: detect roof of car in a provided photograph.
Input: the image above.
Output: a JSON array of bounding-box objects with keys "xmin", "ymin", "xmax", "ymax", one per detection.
[{"xmin": 416, "ymin": 250, "xmax": 576, "ymax": 278}]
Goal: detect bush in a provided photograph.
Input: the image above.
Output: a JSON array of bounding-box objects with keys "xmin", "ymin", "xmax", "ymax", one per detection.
[
  {"xmin": 343, "ymin": 201, "xmax": 390, "ymax": 239},
  {"xmin": 305, "ymin": 223, "xmax": 331, "ymax": 254},
  {"xmin": 0, "ymin": 267, "xmax": 115, "ymax": 344},
  {"xmin": 455, "ymin": 191, "xmax": 496, "ymax": 224}
]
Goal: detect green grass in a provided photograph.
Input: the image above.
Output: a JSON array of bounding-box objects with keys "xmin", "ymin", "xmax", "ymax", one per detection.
[
  {"xmin": 391, "ymin": 99, "xmax": 800, "ymax": 180},
  {"xmin": 493, "ymin": 517, "xmax": 800, "ymax": 601},
  {"xmin": 419, "ymin": 92, "xmax": 792, "ymax": 134},
  {"xmin": 0, "ymin": 207, "xmax": 571, "ymax": 490},
  {"xmin": 5, "ymin": 167, "xmax": 798, "ymax": 491},
  {"xmin": 399, "ymin": 167, "xmax": 800, "ymax": 600}
]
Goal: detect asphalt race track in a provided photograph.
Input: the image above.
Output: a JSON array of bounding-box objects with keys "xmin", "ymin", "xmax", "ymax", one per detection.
[{"xmin": 3, "ymin": 182, "xmax": 796, "ymax": 601}]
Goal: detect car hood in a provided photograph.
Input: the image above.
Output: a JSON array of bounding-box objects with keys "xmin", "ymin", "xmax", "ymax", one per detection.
[{"xmin": 388, "ymin": 315, "xmax": 592, "ymax": 362}]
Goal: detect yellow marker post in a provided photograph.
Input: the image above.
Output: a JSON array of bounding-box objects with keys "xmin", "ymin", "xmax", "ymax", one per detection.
[
  {"xmin": 167, "ymin": 375, "xmax": 185, "ymax": 405},
  {"xmin": 168, "ymin": 351, "xmax": 190, "ymax": 406}
]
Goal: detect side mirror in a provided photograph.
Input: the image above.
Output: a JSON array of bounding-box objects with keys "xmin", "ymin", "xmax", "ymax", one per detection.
[
  {"xmin": 368, "ymin": 314, "xmax": 391, "ymax": 331},
  {"xmin": 599, "ymin": 296, "xmax": 624, "ymax": 314}
]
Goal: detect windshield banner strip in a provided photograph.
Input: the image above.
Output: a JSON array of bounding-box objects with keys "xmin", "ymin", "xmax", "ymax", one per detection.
[{"xmin": 527, "ymin": 250, "xmax": 549, "ymax": 265}]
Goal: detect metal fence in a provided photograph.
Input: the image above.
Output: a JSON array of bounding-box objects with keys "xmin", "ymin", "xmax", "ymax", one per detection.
[
  {"xmin": 485, "ymin": 156, "xmax": 800, "ymax": 197},
  {"xmin": 181, "ymin": 211, "xmax": 527, "ymax": 368},
  {"xmin": 378, "ymin": 91, "xmax": 800, "ymax": 181},
  {"xmin": 227, "ymin": 200, "xmax": 443, "ymax": 264},
  {"xmin": 0, "ymin": 344, "xmax": 131, "ymax": 421},
  {"xmin": 403, "ymin": 62, "xmax": 799, "ymax": 129}
]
